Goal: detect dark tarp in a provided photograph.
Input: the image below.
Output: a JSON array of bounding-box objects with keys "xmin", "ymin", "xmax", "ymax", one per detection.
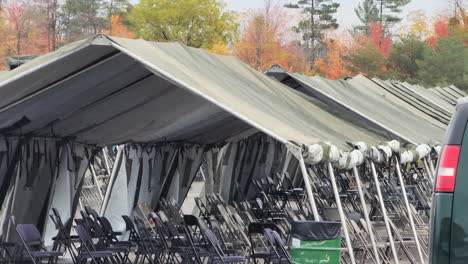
[{"xmin": 291, "ymin": 221, "xmax": 341, "ymax": 241}]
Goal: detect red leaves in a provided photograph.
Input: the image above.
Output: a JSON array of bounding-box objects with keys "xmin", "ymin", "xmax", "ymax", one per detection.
[
  {"xmin": 369, "ymin": 22, "xmax": 392, "ymax": 58},
  {"xmin": 428, "ymin": 19, "xmax": 449, "ymax": 47}
]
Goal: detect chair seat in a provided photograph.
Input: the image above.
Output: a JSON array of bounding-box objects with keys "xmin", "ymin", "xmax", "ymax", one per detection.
[
  {"xmin": 111, "ymin": 240, "xmax": 134, "ymax": 247},
  {"xmin": 31, "ymin": 251, "xmax": 63, "ymax": 258},
  {"xmin": 270, "ymin": 257, "xmax": 290, "ymax": 264},
  {"xmin": 80, "ymin": 251, "xmax": 115, "ymax": 258},
  {"xmin": 98, "ymin": 245, "xmax": 129, "ymax": 253},
  {"xmin": 214, "ymin": 255, "xmax": 245, "ymax": 263},
  {"xmin": 250, "ymin": 251, "xmax": 273, "ymax": 258}
]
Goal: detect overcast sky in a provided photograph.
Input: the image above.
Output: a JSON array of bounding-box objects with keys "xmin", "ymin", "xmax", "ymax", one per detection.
[{"xmin": 223, "ymin": 0, "xmax": 450, "ymax": 30}]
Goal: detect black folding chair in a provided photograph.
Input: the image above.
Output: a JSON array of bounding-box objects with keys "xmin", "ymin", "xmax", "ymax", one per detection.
[
  {"xmin": 74, "ymin": 224, "xmax": 117, "ymax": 264},
  {"xmin": 202, "ymin": 229, "xmax": 245, "ymax": 264},
  {"xmin": 263, "ymin": 228, "xmax": 290, "ymax": 264},
  {"xmin": 15, "ymin": 224, "xmax": 63, "ymax": 264},
  {"xmin": 49, "ymin": 209, "xmax": 80, "ymax": 263},
  {"xmin": 88, "ymin": 218, "xmax": 132, "ymax": 263},
  {"xmin": 122, "ymin": 215, "xmax": 161, "ymax": 264}
]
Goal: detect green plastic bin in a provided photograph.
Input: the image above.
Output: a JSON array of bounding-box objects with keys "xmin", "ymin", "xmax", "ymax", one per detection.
[{"xmin": 290, "ymin": 221, "xmax": 341, "ymax": 264}]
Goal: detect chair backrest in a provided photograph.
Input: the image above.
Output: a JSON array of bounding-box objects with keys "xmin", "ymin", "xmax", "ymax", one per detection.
[
  {"xmin": 184, "ymin": 215, "xmax": 199, "ymax": 227},
  {"xmin": 122, "ymin": 215, "xmax": 135, "ymax": 232},
  {"xmin": 203, "ymin": 229, "xmax": 220, "ymax": 248},
  {"xmin": 75, "ymin": 224, "xmax": 98, "ymax": 254},
  {"xmin": 16, "ymin": 224, "xmax": 42, "ymax": 242},
  {"xmin": 264, "ymin": 228, "xmax": 289, "ymax": 259},
  {"xmin": 85, "ymin": 206, "xmax": 100, "ymax": 221},
  {"xmin": 134, "ymin": 217, "xmax": 152, "ymax": 239},
  {"xmin": 194, "ymin": 197, "xmax": 209, "ymax": 216},
  {"xmin": 98, "ymin": 217, "xmax": 114, "ymax": 236},
  {"xmin": 75, "ymin": 225, "xmax": 92, "ymax": 242}
]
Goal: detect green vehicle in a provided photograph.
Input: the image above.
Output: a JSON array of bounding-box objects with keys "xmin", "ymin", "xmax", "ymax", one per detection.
[{"xmin": 430, "ymin": 98, "xmax": 468, "ymax": 263}]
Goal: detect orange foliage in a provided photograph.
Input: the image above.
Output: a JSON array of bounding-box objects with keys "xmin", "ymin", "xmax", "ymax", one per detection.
[
  {"xmin": 314, "ymin": 39, "xmax": 351, "ymax": 80},
  {"xmin": 108, "ymin": 15, "xmax": 134, "ymax": 38},
  {"xmin": 234, "ymin": 5, "xmax": 308, "ymax": 73},
  {"xmin": 0, "ymin": 0, "xmax": 48, "ymax": 66}
]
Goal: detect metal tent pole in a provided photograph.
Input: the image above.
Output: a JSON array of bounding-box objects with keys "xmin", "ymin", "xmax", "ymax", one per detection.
[
  {"xmin": 100, "ymin": 146, "xmax": 123, "ymax": 216},
  {"xmin": 352, "ymin": 167, "xmax": 380, "ymax": 263},
  {"xmin": 370, "ymin": 160, "xmax": 399, "ymax": 264},
  {"xmin": 423, "ymin": 157, "xmax": 434, "ymax": 185},
  {"xmin": 298, "ymin": 155, "xmax": 320, "ymax": 221},
  {"xmin": 90, "ymin": 164, "xmax": 104, "ymax": 201},
  {"xmin": 395, "ymin": 157, "xmax": 426, "ymax": 264},
  {"xmin": 102, "ymin": 147, "xmax": 112, "ymax": 176},
  {"xmin": 428, "ymin": 156, "xmax": 436, "ymax": 177},
  {"xmin": 278, "ymin": 150, "xmax": 292, "ymax": 188},
  {"xmin": 327, "ymin": 162, "xmax": 355, "ymax": 264}
]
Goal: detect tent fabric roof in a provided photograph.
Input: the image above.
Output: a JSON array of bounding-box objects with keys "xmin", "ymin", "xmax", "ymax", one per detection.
[
  {"xmin": 267, "ymin": 68, "xmax": 448, "ymax": 145},
  {"xmin": 370, "ymin": 78, "xmax": 452, "ymax": 125},
  {"xmin": 0, "ymin": 35, "xmax": 385, "ymax": 148},
  {"xmin": 429, "ymin": 86, "xmax": 465, "ymax": 104}
]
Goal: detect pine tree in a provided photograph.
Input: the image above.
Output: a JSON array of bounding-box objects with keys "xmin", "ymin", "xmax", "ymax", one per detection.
[
  {"xmin": 354, "ymin": 0, "xmax": 379, "ymax": 33},
  {"xmin": 285, "ymin": 0, "xmax": 340, "ymax": 64},
  {"xmin": 355, "ymin": 0, "xmax": 410, "ymax": 31}
]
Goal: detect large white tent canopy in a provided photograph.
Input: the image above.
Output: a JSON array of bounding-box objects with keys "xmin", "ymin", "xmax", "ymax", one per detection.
[{"xmin": 0, "ymin": 35, "xmax": 388, "ymax": 149}]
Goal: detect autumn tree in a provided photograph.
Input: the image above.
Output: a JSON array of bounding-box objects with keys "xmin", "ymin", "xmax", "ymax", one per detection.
[
  {"xmin": 348, "ymin": 22, "xmax": 392, "ymax": 77},
  {"xmin": 234, "ymin": 15, "xmax": 283, "ymax": 70},
  {"xmin": 234, "ymin": 3, "xmax": 308, "ymax": 73},
  {"xmin": 313, "ymin": 38, "xmax": 351, "ymax": 79},
  {"xmin": 108, "ymin": 14, "xmax": 134, "ymax": 38},
  {"xmin": 427, "ymin": 19, "xmax": 449, "ymax": 47},
  {"xmin": 0, "ymin": 11, "xmax": 11, "ymax": 69},
  {"xmin": 128, "ymin": 0, "xmax": 238, "ymax": 49},
  {"xmin": 398, "ymin": 10, "xmax": 431, "ymax": 39},
  {"xmin": 4, "ymin": 0, "xmax": 33, "ymax": 55},
  {"xmin": 207, "ymin": 41, "xmax": 230, "ymax": 55}
]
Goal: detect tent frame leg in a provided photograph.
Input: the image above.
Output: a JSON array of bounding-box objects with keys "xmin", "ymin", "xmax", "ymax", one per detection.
[
  {"xmin": 100, "ymin": 146, "xmax": 123, "ymax": 216},
  {"xmin": 352, "ymin": 167, "xmax": 380, "ymax": 264},
  {"xmin": 298, "ymin": 156, "xmax": 320, "ymax": 221},
  {"xmin": 278, "ymin": 150, "xmax": 292, "ymax": 188},
  {"xmin": 423, "ymin": 157, "xmax": 434, "ymax": 186},
  {"xmin": 327, "ymin": 162, "xmax": 355, "ymax": 264},
  {"xmin": 90, "ymin": 164, "xmax": 104, "ymax": 201},
  {"xmin": 370, "ymin": 161, "xmax": 399, "ymax": 264},
  {"xmin": 395, "ymin": 158, "xmax": 426, "ymax": 264}
]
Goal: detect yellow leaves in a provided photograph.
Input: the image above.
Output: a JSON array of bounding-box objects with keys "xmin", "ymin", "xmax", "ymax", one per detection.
[
  {"xmin": 128, "ymin": 0, "xmax": 238, "ymax": 49},
  {"xmin": 398, "ymin": 10, "xmax": 431, "ymax": 39},
  {"xmin": 207, "ymin": 41, "xmax": 230, "ymax": 56}
]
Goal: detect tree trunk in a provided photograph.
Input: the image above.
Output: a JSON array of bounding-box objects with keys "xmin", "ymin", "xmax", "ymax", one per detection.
[{"xmin": 380, "ymin": 0, "xmax": 383, "ymax": 24}]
